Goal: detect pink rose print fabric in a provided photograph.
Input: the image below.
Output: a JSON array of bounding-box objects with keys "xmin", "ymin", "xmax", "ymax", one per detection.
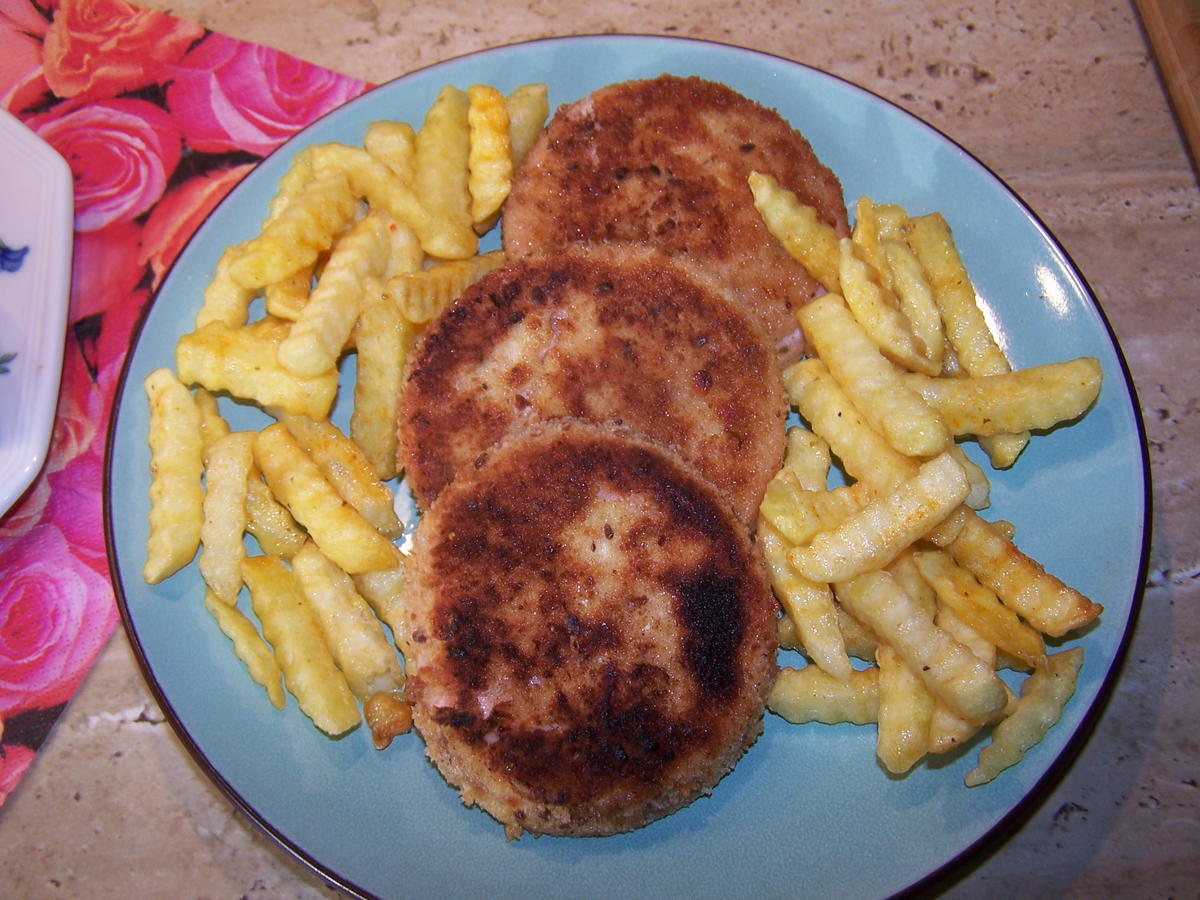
[{"xmin": 0, "ymin": 0, "xmax": 370, "ymax": 805}]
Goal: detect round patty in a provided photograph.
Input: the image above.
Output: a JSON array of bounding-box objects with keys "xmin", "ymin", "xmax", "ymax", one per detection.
[
  {"xmin": 502, "ymin": 74, "xmax": 850, "ymax": 362},
  {"xmin": 397, "ymin": 242, "xmax": 788, "ymax": 524},
  {"xmin": 404, "ymin": 418, "xmax": 779, "ymax": 838}
]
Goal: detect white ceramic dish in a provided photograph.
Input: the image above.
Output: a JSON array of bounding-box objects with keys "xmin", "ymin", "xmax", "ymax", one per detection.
[
  {"xmin": 105, "ymin": 36, "xmax": 1150, "ymax": 900},
  {"xmin": 0, "ymin": 109, "xmax": 72, "ymax": 518}
]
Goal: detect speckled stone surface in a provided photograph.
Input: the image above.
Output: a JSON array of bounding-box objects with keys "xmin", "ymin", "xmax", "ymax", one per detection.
[{"xmin": 1, "ymin": 1, "xmax": 1196, "ymax": 897}]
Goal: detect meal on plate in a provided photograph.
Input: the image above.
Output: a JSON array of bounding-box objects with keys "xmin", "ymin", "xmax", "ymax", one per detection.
[{"xmin": 139, "ymin": 73, "xmax": 1105, "ymax": 837}]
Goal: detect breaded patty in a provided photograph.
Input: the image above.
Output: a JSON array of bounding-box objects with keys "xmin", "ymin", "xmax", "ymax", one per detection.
[
  {"xmin": 405, "ymin": 419, "xmax": 779, "ymax": 837},
  {"xmin": 396, "ymin": 243, "xmax": 788, "ymax": 524},
  {"xmin": 502, "ymin": 74, "xmax": 850, "ymax": 361}
]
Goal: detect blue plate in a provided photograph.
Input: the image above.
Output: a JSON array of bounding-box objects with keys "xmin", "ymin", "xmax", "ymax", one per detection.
[{"xmin": 105, "ymin": 35, "xmax": 1149, "ymax": 900}]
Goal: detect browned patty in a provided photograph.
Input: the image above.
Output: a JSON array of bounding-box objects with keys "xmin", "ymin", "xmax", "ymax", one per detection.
[
  {"xmin": 396, "ymin": 242, "xmax": 788, "ymax": 524},
  {"xmin": 502, "ymin": 74, "xmax": 850, "ymax": 362},
  {"xmin": 404, "ymin": 418, "xmax": 779, "ymax": 837}
]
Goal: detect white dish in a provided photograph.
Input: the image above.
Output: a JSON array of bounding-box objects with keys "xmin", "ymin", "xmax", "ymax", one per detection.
[
  {"xmin": 0, "ymin": 109, "xmax": 72, "ymax": 518},
  {"xmin": 106, "ymin": 36, "xmax": 1150, "ymax": 900}
]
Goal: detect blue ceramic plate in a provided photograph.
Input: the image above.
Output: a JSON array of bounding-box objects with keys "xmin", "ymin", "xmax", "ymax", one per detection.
[{"xmin": 106, "ymin": 35, "xmax": 1149, "ymax": 900}]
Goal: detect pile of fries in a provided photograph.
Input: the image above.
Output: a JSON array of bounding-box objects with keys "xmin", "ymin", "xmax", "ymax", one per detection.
[
  {"xmin": 142, "ymin": 75, "xmax": 1103, "ymax": 790},
  {"xmin": 141, "ymin": 82, "xmax": 548, "ymax": 747},
  {"xmin": 750, "ymin": 174, "xmax": 1103, "ymax": 785}
]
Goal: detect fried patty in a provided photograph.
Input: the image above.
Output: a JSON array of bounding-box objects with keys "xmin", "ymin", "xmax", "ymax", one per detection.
[
  {"xmin": 404, "ymin": 418, "xmax": 779, "ymax": 837},
  {"xmin": 502, "ymin": 74, "xmax": 850, "ymax": 362},
  {"xmin": 397, "ymin": 243, "xmax": 788, "ymax": 524}
]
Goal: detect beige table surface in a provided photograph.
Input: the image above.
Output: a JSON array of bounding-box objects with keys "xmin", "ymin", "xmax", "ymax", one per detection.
[{"xmin": 2, "ymin": 1, "xmax": 1197, "ymax": 897}]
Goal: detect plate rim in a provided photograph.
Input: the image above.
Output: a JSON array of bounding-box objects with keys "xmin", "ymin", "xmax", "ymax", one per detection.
[{"xmin": 101, "ymin": 32, "xmax": 1153, "ymax": 900}]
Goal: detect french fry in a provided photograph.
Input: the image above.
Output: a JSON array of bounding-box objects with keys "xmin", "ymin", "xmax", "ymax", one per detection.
[
  {"xmin": 945, "ymin": 514, "xmax": 1103, "ymax": 638},
  {"xmin": 947, "ymin": 444, "xmax": 991, "ymax": 510},
  {"xmin": 784, "ymin": 357, "xmax": 919, "ymax": 494},
  {"xmin": 882, "ymin": 237, "xmax": 944, "ymax": 374},
  {"xmin": 143, "ymin": 368, "xmax": 204, "ymax": 584},
  {"xmin": 850, "ymin": 196, "xmax": 892, "ymax": 291},
  {"xmin": 281, "ymin": 414, "xmax": 403, "ymax": 538},
  {"xmin": 383, "ymin": 219, "xmax": 424, "ymax": 279},
  {"xmin": 279, "ymin": 212, "xmax": 393, "ymax": 377},
  {"xmin": 263, "ymin": 264, "xmax": 313, "ymax": 322},
  {"xmin": 245, "ymin": 475, "xmax": 307, "ymax": 560},
  {"xmin": 176, "ymin": 318, "xmax": 338, "ymax": 420},
  {"xmin": 193, "ymin": 386, "xmax": 231, "ymax": 448},
  {"xmin": 242, "ymin": 555, "xmax": 360, "ymax": 735},
  {"xmin": 203, "ymin": 589, "xmax": 285, "ymax": 710},
  {"xmin": 768, "ymin": 665, "xmax": 879, "ymax": 725},
  {"xmin": 387, "ymin": 249, "xmax": 507, "ymax": 324},
  {"xmin": 414, "ymin": 84, "xmax": 474, "ymax": 249},
  {"xmin": 798, "ymin": 291, "xmax": 950, "ymax": 457},
  {"xmin": 352, "ymin": 560, "xmax": 410, "ymax": 658},
  {"xmin": 748, "ymin": 171, "xmax": 841, "ymax": 292},
  {"xmin": 351, "ymin": 276, "xmax": 416, "ymax": 481},
  {"xmin": 902, "ymin": 357, "xmax": 1103, "ymax": 437},
  {"xmin": 903, "ymin": 212, "xmax": 1029, "ymax": 466},
  {"xmin": 467, "ymin": 83, "xmax": 513, "ymax": 228},
  {"xmin": 787, "ymin": 452, "xmax": 969, "ymax": 583},
  {"xmin": 196, "ymin": 243, "xmax": 255, "ymax": 328},
  {"xmin": 290, "ymin": 541, "xmax": 404, "ymax": 701},
  {"xmin": 758, "ymin": 520, "xmax": 851, "ymax": 682},
  {"xmin": 835, "ymin": 570, "xmax": 1008, "ymax": 726},
  {"xmin": 781, "ymin": 425, "xmax": 831, "ymax": 491},
  {"xmin": 965, "ymin": 647, "xmax": 1084, "ymax": 786},
  {"xmin": 506, "ymin": 83, "xmax": 549, "ymax": 169},
  {"xmin": 364, "ymin": 119, "xmax": 417, "ymax": 184},
  {"xmin": 254, "ymin": 423, "xmax": 400, "ymax": 574},
  {"xmin": 875, "ymin": 643, "xmax": 934, "ymax": 773},
  {"xmin": 277, "ymin": 141, "xmax": 477, "ymax": 260},
  {"xmin": 199, "ymin": 431, "xmax": 255, "ymax": 605},
  {"xmin": 231, "ymin": 167, "xmax": 357, "ymax": 288},
  {"xmin": 914, "ymin": 549, "xmax": 1047, "ymax": 668},
  {"xmin": 838, "ymin": 239, "xmax": 941, "ymax": 377}
]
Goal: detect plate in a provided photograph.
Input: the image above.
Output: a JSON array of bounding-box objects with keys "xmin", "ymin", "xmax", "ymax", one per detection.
[
  {"xmin": 104, "ymin": 36, "xmax": 1149, "ymax": 900},
  {"xmin": 0, "ymin": 109, "xmax": 72, "ymax": 518}
]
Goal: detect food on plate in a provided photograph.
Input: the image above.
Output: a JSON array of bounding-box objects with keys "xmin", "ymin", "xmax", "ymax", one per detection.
[
  {"xmin": 396, "ymin": 242, "xmax": 788, "ymax": 522},
  {"xmin": 142, "ymin": 367, "xmax": 204, "ymax": 584},
  {"xmin": 503, "ymin": 74, "xmax": 850, "ymax": 361},
  {"xmin": 403, "ymin": 418, "xmax": 779, "ymax": 837},
  {"xmin": 141, "ymin": 69, "xmax": 1107, "ymax": 816}
]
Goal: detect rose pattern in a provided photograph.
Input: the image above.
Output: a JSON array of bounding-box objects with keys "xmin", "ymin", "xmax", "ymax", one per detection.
[
  {"xmin": 0, "ymin": 0, "xmax": 371, "ymax": 805},
  {"xmin": 168, "ymin": 35, "xmax": 368, "ymax": 156},
  {"xmin": 28, "ymin": 98, "xmax": 183, "ymax": 232},
  {"xmin": 41, "ymin": 0, "xmax": 202, "ymax": 101}
]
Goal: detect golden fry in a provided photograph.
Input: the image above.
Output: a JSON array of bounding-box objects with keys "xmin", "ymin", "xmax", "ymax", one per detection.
[
  {"xmin": 875, "ymin": 643, "xmax": 934, "ymax": 774},
  {"xmin": 351, "ymin": 276, "xmax": 417, "ymax": 481},
  {"xmin": 242, "ymin": 555, "xmax": 360, "ymax": 735},
  {"xmin": 758, "ymin": 520, "xmax": 851, "ymax": 682},
  {"xmin": 748, "ymin": 171, "xmax": 841, "ymax": 292},
  {"xmin": 467, "ymin": 83, "xmax": 513, "ymax": 227},
  {"xmin": 506, "ymin": 83, "xmax": 549, "ymax": 169},
  {"xmin": 282, "ymin": 414, "xmax": 402, "ymax": 538},
  {"xmin": 196, "ymin": 243, "xmax": 255, "ymax": 328},
  {"xmin": 364, "ymin": 119, "xmax": 417, "ymax": 184},
  {"xmin": 290, "ymin": 541, "xmax": 404, "ymax": 701},
  {"xmin": 143, "ymin": 368, "xmax": 204, "ymax": 584},
  {"xmin": 387, "ymin": 249, "xmax": 506, "ymax": 324},
  {"xmin": 788, "ymin": 452, "xmax": 969, "ymax": 583},
  {"xmin": 231, "ymin": 167, "xmax": 357, "ymax": 288},
  {"xmin": 415, "ymin": 85, "xmax": 474, "ymax": 247},
  {"xmin": 254, "ymin": 423, "xmax": 400, "ymax": 574},
  {"xmin": 965, "ymin": 647, "xmax": 1084, "ymax": 786},
  {"xmin": 768, "ymin": 665, "xmax": 879, "ymax": 725},
  {"xmin": 176, "ymin": 318, "xmax": 338, "ymax": 420},
  {"xmin": 204, "ymin": 589, "xmax": 285, "ymax": 710},
  {"xmin": 199, "ymin": 431, "xmax": 255, "ymax": 605},
  {"xmin": 279, "ymin": 212, "xmax": 392, "ymax": 377},
  {"xmin": 902, "ymin": 357, "xmax": 1103, "ymax": 437}
]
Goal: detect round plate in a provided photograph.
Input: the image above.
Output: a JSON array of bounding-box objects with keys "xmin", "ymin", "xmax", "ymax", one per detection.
[{"xmin": 105, "ymin": 35, "xmax": 1149, "ymax": 900}]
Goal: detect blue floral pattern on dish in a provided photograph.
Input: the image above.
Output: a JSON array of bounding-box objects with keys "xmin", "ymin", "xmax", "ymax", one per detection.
[
  {"xmin": 1, "ymin": 237, "xmax": 30, "ymax": 273},
  {"xmin": 0, "ymin": 237, "xmax": 23, "ymax": 371}
]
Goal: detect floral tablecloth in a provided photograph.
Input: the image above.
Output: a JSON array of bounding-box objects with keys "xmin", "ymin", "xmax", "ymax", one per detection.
[{"xmin": 0, "ymin": 0, "xmax": 371, "ymax": 804}]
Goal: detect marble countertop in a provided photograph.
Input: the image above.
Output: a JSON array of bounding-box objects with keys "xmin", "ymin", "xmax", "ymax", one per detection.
[{"xmin": 2, "ymin": 0, "xmax": 1197, "ymax": 896}]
